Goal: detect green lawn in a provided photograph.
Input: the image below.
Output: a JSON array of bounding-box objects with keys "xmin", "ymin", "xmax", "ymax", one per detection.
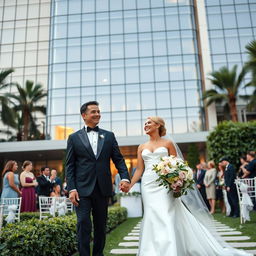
[
  {"xmin": 213, "ymin": 211, "xmax": 256, "ymax": 249},
  {"xmin": 73, "ymin": 217, "xmax": 141, "ymax": 256}
]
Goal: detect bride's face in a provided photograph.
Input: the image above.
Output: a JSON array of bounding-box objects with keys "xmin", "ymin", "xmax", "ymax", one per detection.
[{"xmin": 144, "ymin": 119, "xmax": 159, "ymax": 135}]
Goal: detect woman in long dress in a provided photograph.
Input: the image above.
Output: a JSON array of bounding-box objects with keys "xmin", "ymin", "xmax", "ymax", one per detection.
[
  {"xmin": 20, "ymin": 161, "xmax": 38, "ymax": 212},
  {"xmin": 1, "ymin": 160, "xmax": 21, "ymax": 199},
  {"xmin": 129, "ymin": 116, "xmax": 252, "ymax": 256},
  {"xmin": 204, "ymin": 161, "xmax": 217, "ymax": 214}
]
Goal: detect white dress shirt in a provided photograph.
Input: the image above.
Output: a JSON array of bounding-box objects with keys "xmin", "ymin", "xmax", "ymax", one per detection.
[{"xmin": 85, "ymin": 125, "xmax": 98, "ymax": 156}]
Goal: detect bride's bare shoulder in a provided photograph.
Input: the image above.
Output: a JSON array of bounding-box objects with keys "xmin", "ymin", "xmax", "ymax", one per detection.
[
  {"xmin": 138, "ymin": 143, "xmax": 147, "ymax": 151},
  {"xmin": 161, "ymin": 138, "xmax": 174, "ymax": 146}
]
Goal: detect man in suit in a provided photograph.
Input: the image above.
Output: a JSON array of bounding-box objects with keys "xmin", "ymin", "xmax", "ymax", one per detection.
[
  {"xmin": 37, "ymin": 166, "xmax": 54, "ymax": 196},
  {"xmin": 194, "ymin": 163, "xmax": 210, "ymax": 210},
  {"xmin": 66, "ymin": 101, "xmax": 130, "ymax": 256},
  {"xmin": 219, "ymin": 157, "xmax": 239, "ymax": 218}
]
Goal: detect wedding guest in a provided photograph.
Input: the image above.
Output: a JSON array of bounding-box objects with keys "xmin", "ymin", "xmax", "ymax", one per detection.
[
  {"xmin": 204, "ymin": 161, "xmax": 217, "ymax": 214},
  {"xmin": 50, "ymin": 183, "xmax": 61, "ymax": 197},
  {"xmin": 1, "ymin": 161, "xmax": 21, "ymax": 199},
  {"xmin": 20, "ymin": 161, "xmax": 38, "ymax": 212},
  {"xmin": 195, "ymin": 163, "xmax": 210, "ymax": 210},
  {"xmin": 219, "ymin": 157, "xmax": 239, "ymax": 218},
  {"xmin": 37, "ymin": 167, "xmax": 54, "ymax": 196},
  {"xmin": 216, "ymin": 163, "xmax": 226, "ymax": 214},
  {"xmin": 51, "ymin": 169, "xmax": 62, "ymax": 191},
  {"xmin": 241, "ymin": 151, "xmax": 256, "ymax": 178},
  {"xmin": 238, "ymin": 156, "xmax": 248, "ymax": 178}
]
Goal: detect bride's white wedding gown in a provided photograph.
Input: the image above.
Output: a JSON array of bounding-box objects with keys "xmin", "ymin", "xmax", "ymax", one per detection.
[{"xmin": 138, "ymin": 147, "xmax": 252, "ymax": 256}]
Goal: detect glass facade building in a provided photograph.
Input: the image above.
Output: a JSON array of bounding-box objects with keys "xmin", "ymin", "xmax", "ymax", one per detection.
[
  {"xmin": 205, "ymin": 0, "xmax": 256, "ymax": 94},
  {"xmin": 48, "ymin": 0, "xmax": 205, "ymax": 140},
  {"xmin": 0, "ymin": 0, "xmax": 256, "ymax": 142}
]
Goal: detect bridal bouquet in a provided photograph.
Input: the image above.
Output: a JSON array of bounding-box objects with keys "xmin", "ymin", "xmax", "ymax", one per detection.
[{"xmin": 153, "ymin": 155, "xmax": 195, "ymax": 198}]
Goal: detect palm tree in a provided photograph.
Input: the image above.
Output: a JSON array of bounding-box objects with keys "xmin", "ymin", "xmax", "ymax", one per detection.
[
  {"xmin": 0, "ymin": 68, "xmax": 17, "ymax": 130},
  {"xmin": 4, "ymin": 80, "xmax": 47, "ymax": 140},
  {"xmin": 244, "ymin": 40, "xmax": 256, "ymax": 110},
  {"xmin": 203, "ymin": 65, "xmax": 248, "ymax": 122}
]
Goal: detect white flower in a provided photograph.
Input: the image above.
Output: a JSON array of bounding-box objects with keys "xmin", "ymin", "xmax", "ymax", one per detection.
[
  {"xmin": 186, "ymin": 169, "xmax": 193, "ymax": 180},
  {"xmin": 99, "ymin": 134, "xmax": 104, "ymax": 139}
]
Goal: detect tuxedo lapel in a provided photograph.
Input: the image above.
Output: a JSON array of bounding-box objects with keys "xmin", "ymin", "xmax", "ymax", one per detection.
[
  {"xmin": 78, "ymin": 129, "xmax": 95, "ymax": 159},
  {"xmin": 96, "ymin": 129, "xmax": 105, "ymax": 159}
]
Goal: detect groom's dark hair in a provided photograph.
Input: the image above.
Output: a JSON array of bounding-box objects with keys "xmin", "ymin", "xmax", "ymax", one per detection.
[{"xmin": 80, "ymin": 101, "xmax": 99, "ymax": 114}]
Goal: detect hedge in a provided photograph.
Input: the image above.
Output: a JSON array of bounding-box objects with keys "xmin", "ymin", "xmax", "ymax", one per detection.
[
  {"xmin": 0, "ymin": 206, "xmax": 127, "ymax": 256},
  {"xmin": 207, "ymin": 121, "xmax": 256, "ymax": 168}
]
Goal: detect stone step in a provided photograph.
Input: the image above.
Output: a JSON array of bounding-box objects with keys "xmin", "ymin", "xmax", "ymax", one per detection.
[
  {"xmin": 219, "ymin": 231, "xmax": 242, "ymax": 236},
  {"xmin": 214, "ymin": 224, "xmax": 231, "ymax": 228},
  {"xmin": 222, "ymin": 236, "xmax": 251, "ymax": 241},
  {"xmin": 128, "ymin": 233, "xmax": 140, "ymax": 236},
  {"xmin": 119, "ymin": 242, "xmax": 139, "ymax": 247},
  {"xmin": 131, "ymin": 230, "xmax": 140, "ymax": 233},
  {"xmin": 110, "ymin": 249, "xmax": 138, "ymax": 254},
  {"xmin": 216, "ymin": 228, "xmax": 236, "ymax": 231},
  {"xmin": 228, "ymin": 242, "xmax": 256, "ymax": 248},
  {"xmin": 124, "ymin": 236, "xmax": 140, "ymax": 241}
]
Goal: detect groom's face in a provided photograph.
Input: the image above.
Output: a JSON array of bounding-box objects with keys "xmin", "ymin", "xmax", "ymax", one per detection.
[{"xmin": 82, "ymin": 104, "xmax": 101, "ymax": 127}]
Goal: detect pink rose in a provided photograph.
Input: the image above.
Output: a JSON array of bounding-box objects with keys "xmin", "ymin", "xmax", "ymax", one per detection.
[
  {"xmin": 179, "ymin": 171, "xmax": 186, "ymax": 180},
  {"xmin": 176, "ymin": 180, "xmax": 183, "ymax": 187},
  {"xmin": 171, "ymin": 184, "xmax": 177, "ymax": 190}
]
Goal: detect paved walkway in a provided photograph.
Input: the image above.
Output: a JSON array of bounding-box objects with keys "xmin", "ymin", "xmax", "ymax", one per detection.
[{"xmin": 110, "ymin": 221, "xmax": 256, "ymax": 255}]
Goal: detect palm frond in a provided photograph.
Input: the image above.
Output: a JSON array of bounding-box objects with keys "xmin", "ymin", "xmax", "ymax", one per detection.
[
  {"xmin": 1, "ymin": 102, "xmax": 17, "ymax": 128},
  {"xmin": 0, "ymin": 68, "xmax": 14, "ymax": 86},
  {"xmin": 32, "ymin": 105, "xmax": 46, "ymax": 114}
]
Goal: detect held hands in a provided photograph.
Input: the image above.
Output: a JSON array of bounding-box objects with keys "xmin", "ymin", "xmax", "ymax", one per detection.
[
  {"xmin": 119, "ymin": 181, "xmax": 130, "ymax": 193},
  {"xmin": 69, "ymin": 190, "xmax": 80, "ymax": 206}
]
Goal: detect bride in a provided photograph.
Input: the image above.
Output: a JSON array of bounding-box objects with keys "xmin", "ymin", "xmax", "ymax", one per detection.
[{"xmin": 128, "ymin": 116, "xmax": 252, "ymax": 256}]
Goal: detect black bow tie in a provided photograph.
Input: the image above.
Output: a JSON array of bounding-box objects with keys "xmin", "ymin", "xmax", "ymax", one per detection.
[{"xmin": 87, "ymin": 126, "xmax": 99, "ymax": 132}]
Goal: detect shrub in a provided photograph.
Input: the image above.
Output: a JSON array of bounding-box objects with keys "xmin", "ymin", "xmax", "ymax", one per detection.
[
  {"xmin": 20, "ymin": 212, "xmax": 41, "ymax": 221},
  {"xmin": 0, "ymin": 206, "xmax": 127, "ymax": 256},
  {"xmin": 106, "ymin": 206, "xmax": 127, "ymax": 233},
  {"xmin": 207, "ymin": 121, "xmax": 256, "ymax": 168}
]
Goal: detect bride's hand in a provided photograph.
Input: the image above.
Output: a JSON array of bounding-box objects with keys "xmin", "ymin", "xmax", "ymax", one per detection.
[{"xmin": 119, "ymin": 181, "xmax": 130, "ymax": 193}]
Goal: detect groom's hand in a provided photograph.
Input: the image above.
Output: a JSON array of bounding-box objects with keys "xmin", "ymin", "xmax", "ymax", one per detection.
[
  {"xmin": 69, "ymin": 190, "xmax": 80, "ymax": 206},
  {"xmin": 119, "ymin": 181, "xmax": 130, "ymax": 193}
]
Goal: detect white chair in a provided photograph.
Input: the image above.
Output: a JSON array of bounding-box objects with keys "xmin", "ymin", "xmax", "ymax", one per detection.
[
  {"xmin": 39, "ymin": 196, "xmax": 70, "ymax": 219},
  {"xmin": 0, "ymin": 197, "xmax": 22, "ymax": 223},
  {"xmin": 66, "ymin": 198, "xmax": 74, "ymax": 213},
  {"xmin": 0, "ymin": 204, "xmax": 4, "ymax": 231},
  {"xmin": 235, "ymin": 178, "xmax": 256, "ymax": 224},
  {"xmin": 39, "ymin": 196, "xmax": 56, "ymax": 220}
]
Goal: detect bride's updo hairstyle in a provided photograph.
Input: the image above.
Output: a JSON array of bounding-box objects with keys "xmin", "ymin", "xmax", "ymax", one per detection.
[{"xmin": 148, "ymin": 116, "xmax": 166, "ymax": 137}]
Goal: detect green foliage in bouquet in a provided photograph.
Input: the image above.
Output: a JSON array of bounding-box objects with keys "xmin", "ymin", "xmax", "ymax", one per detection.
[
  {"xmin": 207, "ymin": 121, "xmax": 256, "ymax": 168},
  {"xmin": 0, "ymin": 206, "xmax": 127, "ymax": 256}
]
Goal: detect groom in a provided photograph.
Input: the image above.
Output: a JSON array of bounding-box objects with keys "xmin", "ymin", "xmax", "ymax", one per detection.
[{"xmin": 66, "ymin": 101, "xmax": 130, "ymax": 256}]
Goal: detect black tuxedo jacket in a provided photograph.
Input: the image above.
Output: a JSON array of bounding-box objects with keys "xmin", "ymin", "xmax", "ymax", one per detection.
[
  {"xmin": 194, "ymin": 169, "xmax": 206, "ymax": 186},
  {"xmin": 37, "ymin": 175, "xmax": 53, "ymax": 196},
  {"xmin": 224, "ymin": 164, "xmax": 236, "ymax": 188},
  {"xmin": 65, "ymin": 128, "xmax": 130, "ymax": 197}
]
